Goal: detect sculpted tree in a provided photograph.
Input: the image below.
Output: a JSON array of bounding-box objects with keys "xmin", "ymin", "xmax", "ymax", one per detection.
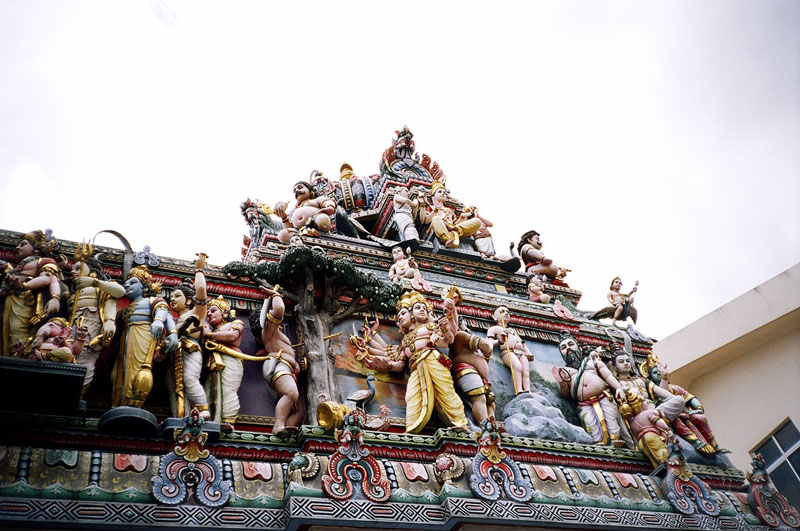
[{"xmin": 224, "ymin": 244, "xmax": 402, "ymax": 425}]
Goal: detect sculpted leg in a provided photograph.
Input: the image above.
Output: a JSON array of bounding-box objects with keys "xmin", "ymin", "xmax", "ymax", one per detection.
[{"xmin": 272, "ymin": 374, "xmax": 300, "ymax": 435}]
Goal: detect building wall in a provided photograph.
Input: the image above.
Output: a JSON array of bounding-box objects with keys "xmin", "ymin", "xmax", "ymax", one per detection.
[{"xmin": 654, "ymin": 264, "xmax": 800, "ymax": 471}]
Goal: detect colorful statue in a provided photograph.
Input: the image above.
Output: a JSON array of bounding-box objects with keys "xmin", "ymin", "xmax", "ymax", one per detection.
[
  {"xmin": 516, "ymin": 230, "xmax": 568, "ymax": 280},
  {"xmin": 391, "ymin": 186, "xmax": 420, "ymax": 241},
  {"xmin": 258, "ymin": 284, "xmax": 304, "ymax": 437},
  {"xmin": 418, "ymin": 180, "xmax": 481, "ymax": 248},
  {"xmin": 486, "ymin": 306, "xmax": 533, "ymax": 396},
  {"xmin": 526, "ymin": 274, "xmax": 551, "ymax": 304},
  {"xmin": 641, "ymin": 354, "xmax": 728, "ymax": 456},
  {"xmin": 111, "ymin": 266, "xmax": 179, "ymax": 408},
  {"xmin": 68, "ymin": 253, "xmax": 125, "ymax": 392},
  {"xmin": 167, "ymin": 253, "xmax": 210, "ymax": 419},
  {"xmin": 0, "ymin": 230, "xmax": 62, "ymax": 357},
  {"xmin": 353, "ymin": 291, "xmax": 469, "ymax": 433},
  {"xmin": 552, "ymin": 332, "xmax": 630, "ymax": 448},
  {"xmin": 27, "ymin": 317, "xmax": 88, "ymax": 363},
  {"xmin": 387, "ymin": 246, "xmax": 430, "ymax": 292},
  {"xmin": 466, "ymin": 206, "xmax": 496, "ymax": 259},
  {"xmin": 591, "ymin": 277, "xmax": 639, "ymax": 326},
  {"xmin": 273, "ymin": 181, "xmax": 337, "ymax": 243}
]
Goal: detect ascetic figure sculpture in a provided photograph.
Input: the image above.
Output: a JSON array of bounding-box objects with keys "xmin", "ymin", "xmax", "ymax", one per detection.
[
  {"xmin": 0, "ymin": 231, "xmax": 62, "ymax": 357},
  {"xmin": 111, "ymin": 266, "xmax": 179, "ymax": 408},
  {"xmin": 258, "ymin": 284, "xmax": 304, "ymax": 437},
  {"xmin": 167, "ymin": 253, "xmax": 210, "ymax": 419},
  {"xmin": 354, "ymin": 291, "xmax": 469, "ymax": 433},
  {"xmin": 486, "ymin": 306, "xmax": 534, "ymax": 396},
  {"xmin": 552, "ymin": 332, "xmax": 630, "ymax": 448},
  {"xmin": 517, "ymin": 230, "xmax": 568, "ymax": 280}
]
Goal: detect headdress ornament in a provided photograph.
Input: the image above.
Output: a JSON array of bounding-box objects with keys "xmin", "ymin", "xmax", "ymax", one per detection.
[
  {"xmin": 208, "ymin": 295, "xmax": 235, "ymax": 317},
  {"xmin": 429, "ymin": 179, "xmax": 446, "ymax": 196},
  {"xmin": 396, "ymin": 291, "xmax": 432, "ymax": 312},
  {"xmin": 638, "ymin": 352, "xmax": 660, "ymax": 379},
  {"xmin": 126, "ymin": 265, "xmax": 162, "ymax": 294},
  {"xmin": 22, "ymin": 229, "xmax": 59, "ymax": 255},
  {"xmin": 558, "ymin": 330, "xmax": 576, "ymax": 344}
]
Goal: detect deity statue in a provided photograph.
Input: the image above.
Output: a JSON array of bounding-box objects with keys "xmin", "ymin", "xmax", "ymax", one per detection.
[
  {"xmin": 591, "ymin": 277, "xmax": 639, "ymax": 326},
  {"xmin": 516, "ymin": 230, "xmax": 568, "ymax": 280},
  {"xmin": 552, "ymin": 332, "xmax": 630, "ymax": 448},
  {"xmin": 111, "ymin": 266, "xmax": 179, "ymax": 408},
  {"xmin": 68, "ymin": 253, "xmax": 125, "ymax": 392},
  {"xmin": 466, "ymin": 206, "xmax": 497, "ymax": 259},
  {"xmin": 27, "ymin": 317, "xmax": 88, "ymax": 363},
  {"xmin": 391, "ymin": 186, "xmax": 420, "ymax": 242},
  {"xmin": 0, "ymin": 230, "xmax": 62, "ymax": 357},
  {"xmin": 353, "ymin": 291, "xmax": 469, "ymax": 434},
  {"xmin": 526, "ymin": 274, "xmax": 551, "ymax": 304},
  {"xmin": 258, "ymin": 284, "xmax": 304, "ymax": 437},
  {"xmin": 418, "ymin": 181, "xmax": 481, "ymax": 248},
  {"xmin": 486, "ymin": 306, "xmax": 533, "ymax": 396},
  {"xmin": 166, "ymin": 253, "xmax": 210, "ymax": 419},
  {"xmin": 273, "ymin": 181, "xmax": 337, "ymax": 243},
  {"xmin": 387, "ymin": 246, "xmax": 431, "ymax": 292},
  {"xmin": 641, "ymin": 354, "xmax": 728, "ymax": 456}
]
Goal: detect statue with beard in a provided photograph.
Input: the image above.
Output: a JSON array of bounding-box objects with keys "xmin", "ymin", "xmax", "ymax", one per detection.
[{"xmin": 552, "ymin": 332, "xmax": 631, "ymax": 448}]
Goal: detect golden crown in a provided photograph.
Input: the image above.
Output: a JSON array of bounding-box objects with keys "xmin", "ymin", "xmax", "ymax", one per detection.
[
  {"xmin": 397, "ymin": 291, "xmax": 431, "ymax": 312},
  {"xmin": 208, "ymin": 295, "xmax": 233, "ymax": 315},
  {"xmin": 127, "ymin": 265, "xmax": 162, "ymax": 294},
  {"xmin": 429, "ymin": 179, "xmax": 446, "ymax": 196},
  {"xmin": 638, "ymin": 352, "xmax": 660, "ymax": 378}
]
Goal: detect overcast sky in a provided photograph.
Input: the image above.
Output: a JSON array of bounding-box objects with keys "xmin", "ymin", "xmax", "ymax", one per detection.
[{"xmin": 1, "ymin": 1, "xmax": 798, "ymax": 340}]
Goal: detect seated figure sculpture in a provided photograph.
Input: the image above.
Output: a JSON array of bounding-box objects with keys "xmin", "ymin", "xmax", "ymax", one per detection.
[
  {"xmin": 486, "ymin": 306, "xmax": 534, "ymax": 396},
  {"xmin": 517, "ymin": 230, "xmax": 568, "ymax": 280},
  {"xmin": 274, "ymin": 181, "xmax": 337, "ymax": 243},
  {"xmin": 27, "ymin": 317, "xmax": 88, "ymax": 363},
  {"xmin": 641, "ymin": 354, "xmax": 728, "ymax": 456},
  {"xmin": 552, "ymin": 332, "xmax": 630, "ymax": 448},
  {"xmin": 353, "ymin": 291, "xmax": 469, "ymax": 434},
  {"xmin": 387, "ymin": 246, "xmax": 431, "ymax": 292},
  {"xmin": 591, "ymin": 277, "xmax": 639, "ymax": 326},
  {"xmin": 418, "ymin": 180, "xmax": 481, "ymax": 248},
  {"xmin": 527, "ymin": 274, "xmax": 551, "ymax": 304}
]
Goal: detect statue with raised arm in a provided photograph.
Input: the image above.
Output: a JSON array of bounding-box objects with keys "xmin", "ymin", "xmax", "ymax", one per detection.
[
  {"xmin": 167, "ymin": 253, "xmax": 210, "ymax": 419},
  {"xmin": 273, "ymin": 181, "xmax": 337, "ymax": 243},
  {"xmin": 640, "ymin": 354, "xmax": 728, "ymax": 456},
  {"xmin": 387, "ymin": 246, "xmax": 431, "ymax": 292},
  {"xmin": 1, "ymin": 230, "xmax": 62, "ymax": 357},
  {"xmin": 551, "ymin": 332, "xmax": 630, "ymax": 448},
  {"xmin": 391, "ymin": 186, "xmax": 420, "ymax": 242},
  {"xmin": 418, "ymin": 180, "xmax": 481, "ymax": 248},
  {"xmin": 516, "ymin": 230, "xmax": 568, "ymax": 280},
  {"xmin": 486, "ymin": 306, "xmax": 533, "ymax": 396},
  {"xmin": 111, "ymin": 266, "xmax": 179, "ymax": 408},
  {"xmin": 68, "ymin": 252, "xmax": 125, "ymax": 392},
  {"xmin": 591, "ymin": 277, "xmax": 639, "ymax": 326},
  {"xmin": 352, "ymin": 291, "xmax": 469, "ymax": 433},
  {"xmin": 258, "ymin": 284, "xmax": 304, "ymax": 437}
]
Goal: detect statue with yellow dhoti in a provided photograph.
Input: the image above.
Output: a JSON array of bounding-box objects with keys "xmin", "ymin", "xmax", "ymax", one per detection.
[
  {"xmin": 353, "ymin": 291, "xmax": 469, "ymax": 434},
  {"xmin": 418, "ymin": 180, "xmax": 481, "ymax": 249},
  {"xmin": 111, "ymin": 266, "xmax": 179, "ymax": 408}
]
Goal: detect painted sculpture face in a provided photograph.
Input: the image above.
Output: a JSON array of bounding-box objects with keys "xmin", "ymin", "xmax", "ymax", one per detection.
[
  {"xmin": 123, "ymin": 277, "xmax": 144, "ymax": 300},
  {"xmin": 649, "ymin": 366, "xmax": 662, "ymax": 384},
  {"xmin": 293, "ymin": 182, "xmax": 312, "ymax": 201},
  {"xmin": 207, "ymin": 305, "xmax": 224, "ymax": 326},
  {"xmin": 611, "ymin": 278, "xmax": 623, "ymax": 291},
  {"xmin": 396, "ymin": 307, "xmax": 412, "ymax": 330},
  {"xmin": 559, "ymin": 338, "xmax": 582, "ymax": 369},
  {"xmin": 493, "ymin": 306, "xmax": 509, "ymax": 325},
  {"xmin": 170, "ymin": 289, "xmax": 188, "ymax": 312},
  {"xmin": 614, "ymin": 353, "xmax": 632, "ymax": 376},
  {"xmin": 432, "ymin": 187, "xmax": 447, "ymax": 204},
  {"xmin": 391, "ymin": 247, "xmax": 405, "ymax": 261},
  {"xmin": 289, "ymin": 235, "xmax": 305, "ymax": 247},
  {"xmin": 71, "ymin": 261, "xmax": 90, "ymax": 277},
  {"xmin": 39, "ymin": 320, "xmax": 69, "ymax": 339},
  {"xmin": 527, "ymin": 233, "xmax": 542, "ymax": 250},
  {"xmin": 411, "ymin": 302, "xmax": 429, "ymax": 323},
  {"xmin": 15, "ymin": 239, "xmax": 35, "ymax": 260}
]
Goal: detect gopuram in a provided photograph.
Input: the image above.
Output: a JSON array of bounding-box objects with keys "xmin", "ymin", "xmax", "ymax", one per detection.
[{"xmin": 1, "ymin": 128, "xmax": 798, "ymax": 530}]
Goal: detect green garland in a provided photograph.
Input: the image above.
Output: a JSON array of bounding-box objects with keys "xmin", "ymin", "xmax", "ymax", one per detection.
[{"xmin": 223, "ymin": 246, "xmax": 402, "ymax": 313}]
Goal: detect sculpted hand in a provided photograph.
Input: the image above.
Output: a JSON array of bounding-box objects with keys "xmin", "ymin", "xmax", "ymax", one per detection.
[
  {"xmin": 195, "ymin": 252, "xmax": 208, "ymax": 270},
  {"xmin": 258, "ymin": 285, "xmax": 279, "ymax": 299},
  {"xmin": 274, "ymin": 202, "xmax": 288, "ymax": 218},
  {"xmin": 150, "ymin": 319, "xmax": 165, "ymax": 338},
  {"xmin": 164, "ymin": 332, "xmax": 179, "ymax": 353},
  {"xmin": 442, "ymin": 298, "xmax": 456, "ymax": 314},
  {"xmin": 102, "ymin": 320, "xmax": 116, "ymax": 342},
  {"xmin": 615, "ymin": 387, "xmax": 626, "ymax": 402},
  {"xmin": 44, "ymin": 298, "xmax": 60, "ymax": 315}
]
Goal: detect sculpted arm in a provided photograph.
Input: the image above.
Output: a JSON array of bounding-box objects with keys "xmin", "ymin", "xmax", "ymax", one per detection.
[
  {"xmin": 591, "ymin": 350, "xmax": 626, "ymax": 401},
  {"xmin": 193, "ymin": 254, "xmax": 208, "ymax": 325},
  {"xmin": 551, "ymin": 365, "xmax": 574, "ymax": 399}
]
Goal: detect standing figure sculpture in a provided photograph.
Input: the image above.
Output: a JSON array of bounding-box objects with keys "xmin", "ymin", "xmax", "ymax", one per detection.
[
  {"xmin": 391, "ymin": 186, "xmax": 420, "ymax": 242},
  {"xmin": 274, "ymin": 181, "xmax": 337, "ymax": 243},
  {"xmin": 0, "ymin": 231, "xmax": 62, "ymax": 357},
  {"xmin": 419, "ymin": 181, "xmax": 481, "ymax": 248},
  {"xmin": 69, "ymin": 255, "xmax": 125, "ymax": 392},
  {"xmin": 552, "ymin": 332, "xmax": 630, "ymax": 448},
  {"xmin": 517, "ymin": 230, "xmax": 568, "ymax": 280},
  {"xmin": 387, "ymin": 246, "xmax": 431, "ymax": 292},
  {"xmin": 353, "ymin": 291, "xmax": 469, "ymax": 433},
  {"xmin": 258, "ymin": 284, "xmax": 304, "ymax": 437},
  {"xmin": 486, "ymin": 306, "xmax": 533, "ymax": 396},
  {"xmin": 167, "ymin": 253, "xmax": 210, "ymax": 419},
  {"xmin": 112, "ymin": 266, "xmax": 179, "ymax": 408}
]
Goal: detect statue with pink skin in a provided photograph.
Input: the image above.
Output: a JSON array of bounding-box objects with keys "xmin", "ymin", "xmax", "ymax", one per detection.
[
  {"xmin": 486, "ymin": 306, "xmax": 534, "ymax": 396},
  {"xmin": 516, "ymin": 230, "xmax": 568, "ymax": 280},
  {"xmin": 273, "ymin": 181, "xmax": 337, "ymax": 243},
  {"xmin": 27, "ymin": 317, "xmax": 88, "ymax": 364}
]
